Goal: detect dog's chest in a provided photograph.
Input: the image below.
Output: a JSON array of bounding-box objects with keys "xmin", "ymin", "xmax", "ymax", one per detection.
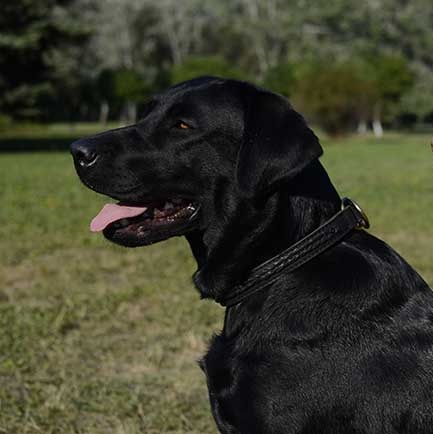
[{"xmin": 200, "ymin": 335, "xmax": 257, "ymax": 431}]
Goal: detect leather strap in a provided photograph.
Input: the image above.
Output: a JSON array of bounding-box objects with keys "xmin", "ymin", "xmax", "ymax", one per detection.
[{"xmin": 216, "ymin": 198, "xmax": 369, "ymax": 307}]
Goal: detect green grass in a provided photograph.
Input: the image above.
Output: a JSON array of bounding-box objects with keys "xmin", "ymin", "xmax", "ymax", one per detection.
[{"xmin": 0, "ymin": 131, "xmax": 433, "ymax": 433}]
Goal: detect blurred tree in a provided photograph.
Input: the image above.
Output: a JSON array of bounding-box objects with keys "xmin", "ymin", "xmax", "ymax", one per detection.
[
  {"xmin": 113, "ymin": 69, "xmax": 148, "ymax": 123},
  {"xmin": 293, "ymin": 56, "xmax": 413, "ymax": 136},
  {"xmin": 96, "ymin": 69, "xmax": 148, "ymax": 123},
  {"xmin": 290, "ymin": 0, "xmax": 431, "ymax": 133},
  {"xmin": 170, "ymin": 56, "xmax": 246, "ymax": 84},
  {"xmin": 96, "ymin": 69, "xmax": 116, "ymax": 124},
  {"xmin": 262, "ymin": 63, "xmax": 297, "ymax": 98},
  {"xmin": 89, "ymin": 0, "xmax": 157, "ymax": 72},
  {"xmin": 0, "ymin": 0, "xmax": 90, "ymax": 119},
  {"xmin": 155, "ymin": 0, "xmax": 214, "ymax": 65},
  {"xmin": 82, "ymin": 0, "xmax": 173, "ymax": 120},
  {"xmin": 400, "ymin": 65, "xmax": 433, "ymax": 123},
  {"xmin": 357, "ymin": 55, "xmax": 413, "ymax": 137},
  {"xmin": 293, "ymin": 62, "xmax": 377, "ymax": 136},
  {"xmin": 226, "ymin": 0, "xmax": 290, "ymax": 78}
]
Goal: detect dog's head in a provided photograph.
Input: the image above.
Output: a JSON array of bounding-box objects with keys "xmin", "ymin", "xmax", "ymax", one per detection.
[{"xmin": 71, "ymin": 77, "xmax": 323, "ymax": 249}]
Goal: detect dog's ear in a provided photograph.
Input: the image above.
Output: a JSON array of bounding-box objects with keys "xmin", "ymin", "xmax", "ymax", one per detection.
[{"xmin": 236, "ymin": 84, "xmax": 323, "ymax": 198}]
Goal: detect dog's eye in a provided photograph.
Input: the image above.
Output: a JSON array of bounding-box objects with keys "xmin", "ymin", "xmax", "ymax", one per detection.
[{"xmin": 173, "ymin": 121, "xmax": 191, "ymax": 130}]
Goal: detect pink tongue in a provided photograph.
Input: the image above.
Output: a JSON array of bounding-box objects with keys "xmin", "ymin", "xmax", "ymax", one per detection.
[{"xmin": 90, "ymin": 203, "xmax": 147, "ymax": 232}]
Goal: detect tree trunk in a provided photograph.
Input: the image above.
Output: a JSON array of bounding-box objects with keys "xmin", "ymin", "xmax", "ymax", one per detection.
[
  {"xmin": 357, "ymin": 119, "xmax": 368, "ymax": 134},
  {"xmin": 99, "ymin": 101, "xmax": 109, "ymax": 124},
  {"xmin": 127, "ymin": 101, "xmax": 137, "ymax": 124},
  {"xmin": 373, "ymin": 104, "xmax": 384, "ymax": 138},
  {"xmin": 372, "ymin": 119, "xmax": 383, "ymax": 138},
  {"xmin": 119, "ymin": 102, "xmax": 137, "ymax": 124}
]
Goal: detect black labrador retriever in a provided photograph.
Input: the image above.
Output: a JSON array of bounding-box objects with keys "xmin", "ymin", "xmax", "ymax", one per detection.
[{"xmin": 71, "ymin": 77, "xmax": 433, "ymax": 434}]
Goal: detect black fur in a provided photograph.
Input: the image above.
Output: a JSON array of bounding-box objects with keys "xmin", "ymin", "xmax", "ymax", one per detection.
[{"xmin": 71, "ymin": 77, "xmax": 433, "ymax": 434}]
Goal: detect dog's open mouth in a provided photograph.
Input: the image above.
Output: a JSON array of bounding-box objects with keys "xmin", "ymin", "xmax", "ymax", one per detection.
[{"xmin": 90, "ymin": 198, "xmax": 199, "ymax": 247}]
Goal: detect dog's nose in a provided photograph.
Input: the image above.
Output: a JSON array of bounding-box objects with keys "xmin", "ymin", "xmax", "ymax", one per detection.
[{"xmin": 70, "ymin": 139, "xmax": 99, "ymax": 168}]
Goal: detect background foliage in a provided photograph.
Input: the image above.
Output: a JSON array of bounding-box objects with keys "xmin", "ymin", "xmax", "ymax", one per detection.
[{"xmin": 1, "ymin": 0, "xmax": 433, "ymax": 134}]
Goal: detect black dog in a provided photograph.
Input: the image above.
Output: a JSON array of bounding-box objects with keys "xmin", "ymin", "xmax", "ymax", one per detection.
[{"xmin": 71, "ymin": 77, "xmax": 433, "ymax": 433}]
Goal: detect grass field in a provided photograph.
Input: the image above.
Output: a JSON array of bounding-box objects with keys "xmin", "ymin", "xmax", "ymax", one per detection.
[{"xmin": 1, "ymin": 129, "xmax": 433, "ymax": 433}]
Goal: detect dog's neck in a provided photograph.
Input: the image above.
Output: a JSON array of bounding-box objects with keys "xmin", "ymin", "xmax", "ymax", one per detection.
[{"xmin": 186, "ymin": 161, "xmax": 341, "ymax": 304}]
